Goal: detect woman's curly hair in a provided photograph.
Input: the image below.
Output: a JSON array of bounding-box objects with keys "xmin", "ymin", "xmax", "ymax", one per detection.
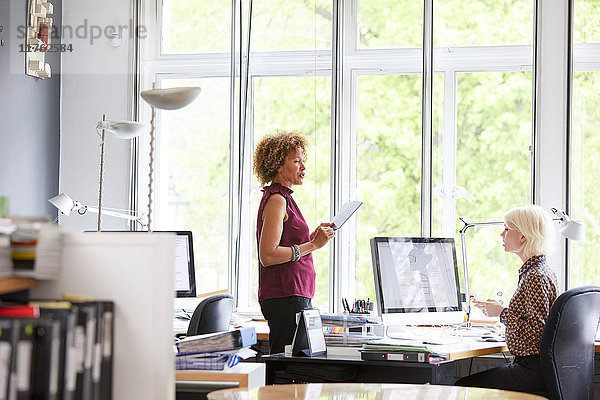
[{"xmin": 253, "ymin": 129, "xmax": 308, "ymax": 186}]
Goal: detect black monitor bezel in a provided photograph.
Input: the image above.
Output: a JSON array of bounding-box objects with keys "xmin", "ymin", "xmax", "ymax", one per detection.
[
  {"xmin": 156, "ymin": 230, "xmax": 197, "ymax": 298},
  {"xmin": 370, "ymin": 236, "xmax": 462, "ymax": 314}
]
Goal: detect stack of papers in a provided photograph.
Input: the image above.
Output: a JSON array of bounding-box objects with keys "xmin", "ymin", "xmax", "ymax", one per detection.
[
  {"xmin": 175, "ymin": 327, "xmax": 257, "ymax": 371},
  {"xmin": 0, "ymin": 234, "xmax": 11, "ymax": 277}
]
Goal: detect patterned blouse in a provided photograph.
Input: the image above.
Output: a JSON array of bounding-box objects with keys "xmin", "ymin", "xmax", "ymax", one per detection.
[{"xmin": 499, "ymin": 254, "xmax": 558, "ymax": 356}]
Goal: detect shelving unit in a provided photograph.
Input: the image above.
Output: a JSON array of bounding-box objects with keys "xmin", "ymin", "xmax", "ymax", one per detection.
[
  {"xmin": 0, "ymin": 276, "xmax": 38, "ymax": 295},
  {"xmin": 26, "ymin": 0, "xmax": 54, "ymax": 78}
]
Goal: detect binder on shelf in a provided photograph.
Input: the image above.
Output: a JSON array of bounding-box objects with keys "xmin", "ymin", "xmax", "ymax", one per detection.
[
  {"xmin": 32, "ymin": 299, "xmax": 115, "ymax": 400},
  {"xmin": 175, "ymin": 327, "xmax": 257, "ymax": 354},
  {"xmin": 71, "ymin": 302, "xmax": 96, "ymax": 400},
  {"xmin": 30, "ymin": 318, "xmax": 61, "ymax": 400},
  {"xmin": 0, "ymin": 319, "xmax": 15, "ymax": 400},
  {"xmin": 36, "ymin": 303, "xmax": 77, "ymax": 400},
  {"xmin": 92, "ymin": 301, "xmax": 114, "ymax": 400},
  {"xmin": 14, "ymin": 319, "xmax": 34, "ymax": 400}
]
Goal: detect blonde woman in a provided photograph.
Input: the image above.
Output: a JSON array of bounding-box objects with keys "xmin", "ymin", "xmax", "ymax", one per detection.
[
  {"xmin": 253, "ymin": 130, "xmax": 335, "ymax": 354},
  {"xmin": 456, "ymin": 205, "xmax": 558, "ymax": 393}
]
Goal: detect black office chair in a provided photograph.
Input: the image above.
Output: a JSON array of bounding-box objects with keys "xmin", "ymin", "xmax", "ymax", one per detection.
[
  {"xmin": 186, "ymin": 293, "xmax": 234, "ymax": 337},
  {"xmin": 539, "ymin": 285, "xmax": 600, "ymax": 400}
]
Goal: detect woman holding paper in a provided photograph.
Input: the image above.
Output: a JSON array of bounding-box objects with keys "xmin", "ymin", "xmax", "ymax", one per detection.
[
  {"xmin": 456, "ymin": 205, "xmax": 558, "ymax": 394},
  {"xmin": 253, "ymin": 129, "xmax": 335, "ymax": 354}
]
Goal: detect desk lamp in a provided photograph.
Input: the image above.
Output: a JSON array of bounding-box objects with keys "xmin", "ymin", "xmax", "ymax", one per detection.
[
  {"xmin": 49, "ymin": 116, "xmax": 148, "ymax": 231},
  {"xmin": 49, "ymin": 193, "xmax": 146, "ymax": 227},
  {"xmin": 95, "ymin": 116, "xmax": 148, "ymax": 231},
  {"xmin": 551, "ymin": 207, "xmax": 586, "ymax": 242},
  {"xmin": 459, "ymin": 208, "xmax": 585, "ymax": 323},
  {"xmin": 140, "ymin": 86, "xmax": 201, "ymax": 232}
]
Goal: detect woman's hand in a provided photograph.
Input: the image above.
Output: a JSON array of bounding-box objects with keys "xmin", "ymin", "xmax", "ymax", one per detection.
[
  {"xmin": 310, "ymin": 222, "xmax": 334, "ymax": 240},
  {"xmin": 472, "ymin": 299, "xmax": 505, "ymax": 317},
  {"xmin": 310, "ymin": 223, "xmax": 335, "ymax": 249}
]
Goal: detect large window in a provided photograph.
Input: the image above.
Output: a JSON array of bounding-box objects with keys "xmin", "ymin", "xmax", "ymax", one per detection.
[
  {"xmin": 569, "ymin": 0, "xmax": 600, "ymax": 287},
  {"xmin": 432, "ymin": 1, "xmax": 533, "ymax": 305},
  {"xmin": 143, "ymin": 0, "xmax": 538, "ymax": 312}
]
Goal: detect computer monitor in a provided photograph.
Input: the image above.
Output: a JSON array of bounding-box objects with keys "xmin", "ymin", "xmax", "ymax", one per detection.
[
  {"xmin": 370, "ymin": 237, "xmax": 464, "ymax": 326},
  {"xmin": 164, "ymin": 231, "xmax": 197, "ymax": 298}
]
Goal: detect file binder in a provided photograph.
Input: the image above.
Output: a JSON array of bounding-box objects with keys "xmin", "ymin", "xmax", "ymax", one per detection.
[
  {"xmin": 92, "ymin": 301, "xmax": 114, "ymax": 400},
  {"xmin": 37, "ymin": 304, "xmax": 77, "ymax": 400},
  {"xmin": 0, "ymin": 319, "xmax": 14, "ymax": 400},
  {"xmin": 30, "ymin": 318, "xmax": 61, "ymax": 400},
  {"xmin": 14, "ymin": 319, "xmax": 34, "ymax": 400},
  {"xmin": 176, "ymin": 327, "xmax": 257, "ymax": 354}
]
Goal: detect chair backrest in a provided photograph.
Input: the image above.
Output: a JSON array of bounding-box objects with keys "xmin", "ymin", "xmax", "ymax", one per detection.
[
  {"xmin": 186, "ymin": 293, "xmax": 234, "ymax": 336},
  {"xmin": 540, "ymin": 286, "xmax": 600, "ymax": 400}
]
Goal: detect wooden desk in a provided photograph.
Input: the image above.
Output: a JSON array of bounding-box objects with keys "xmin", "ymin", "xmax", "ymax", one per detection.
[
  {"xmin": 242, "ymin": 319, "xmax": 269, "ymax": 341},
  {"xmin": 262, "ymin": 341, "xmax": 508, "ymax": 385},
  {"xmin": 427, "ymin": 341, "xmax": 508, "ymax": 360},
  {"xmin": 208, "ymin": 383, "xmax": 546, "ymax": 399},
  {"xmin": 176, "ymin": 362, "xmax": 266, "ymax": 389}
]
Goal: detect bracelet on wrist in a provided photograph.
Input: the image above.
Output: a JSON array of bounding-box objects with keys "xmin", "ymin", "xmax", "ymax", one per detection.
[{"xmin": 291, "ymin": 244, "xmax": 300, "ymax": 262}]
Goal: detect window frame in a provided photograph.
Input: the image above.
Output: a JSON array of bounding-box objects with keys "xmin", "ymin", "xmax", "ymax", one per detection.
[{"xmin": 137, "ymin": 0, "xmax": 592, "ymax": 313}]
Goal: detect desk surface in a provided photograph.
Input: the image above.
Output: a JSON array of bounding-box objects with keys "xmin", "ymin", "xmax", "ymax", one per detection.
[
  {"xmin": 266, "ymin": 340, "xmax": 508, "ymax": 362},
  {"xmin": 428, "ymin": 340, "xmax": 508, "ymax": 360},
  {"xmin": 207, "ymin": 383, "xmax": 546, "ymax": 400},
  {"xmin": 176, "ymin": 362, "xmax": 265, "ymax": 389}
]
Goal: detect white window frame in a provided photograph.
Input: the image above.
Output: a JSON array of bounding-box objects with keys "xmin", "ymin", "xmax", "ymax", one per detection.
[{"xmin": 136, "ymin": 0, "xmax": 588, "ymax": 313}]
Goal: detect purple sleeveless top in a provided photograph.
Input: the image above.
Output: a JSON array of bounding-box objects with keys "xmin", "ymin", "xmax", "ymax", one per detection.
[{"xmin": 256, "ymin": 182, "xmax": 315, "ymax": 302}]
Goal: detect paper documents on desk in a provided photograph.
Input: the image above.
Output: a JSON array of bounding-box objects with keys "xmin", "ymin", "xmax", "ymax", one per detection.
[
  {"xmin": 175, "ymin": 348, "xmax": 256, "ymax": 370},
  {"xmin": 176, "ymin": 327, "xmax": 257, "ymax": 354},
  {"xmin": 361, "ymin": 339, "xmax": 448, "ymax": 358}
]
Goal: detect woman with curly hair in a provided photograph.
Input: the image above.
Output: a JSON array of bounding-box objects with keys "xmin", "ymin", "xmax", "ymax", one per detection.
[{"xmin": 253, "ymin": 129, "xmax": 335, "ymax": 354}]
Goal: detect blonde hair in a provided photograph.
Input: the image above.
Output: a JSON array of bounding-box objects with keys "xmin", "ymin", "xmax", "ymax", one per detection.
[
  {"xmin": 504, "ymin": 205, "xmax": 556, "ymax": 259},
  {"xmin": 252, "ymin": 129, "xmax": 308, "ymax": 186}
]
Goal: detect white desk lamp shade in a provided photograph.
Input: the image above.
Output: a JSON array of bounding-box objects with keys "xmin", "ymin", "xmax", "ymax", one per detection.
[
  {"xmin": 559, "ymin": 219, "xmax": 586, "ymax": 241},
  {"xmin": 48, "ymin": 193, "xmax": 75, "ymax": 217},
  {"xmin": 96, "ymin": 120, "xmax": 147, "ymax": 139},
  {"xmin": 140, "ymin": 87, "xmax": 201, "ymax": 110},
  {"xmin": 551, "ymin": 207, "xmax": 586, "ymax": 242},
  {"xmin": 139, "ymin": 86, "xmax": 201, "ymax": 232}
]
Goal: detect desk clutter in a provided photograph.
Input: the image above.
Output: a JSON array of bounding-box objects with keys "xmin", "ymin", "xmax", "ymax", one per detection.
[
  {"xmin": 175, "ymin": 327, "xmax": 257, "ymax": 370},
  {"xmin": 320, "ymin": 312, "xmax": 383, "ymax": 347},
  {"xmin": 341, "ymin": 297, "xmax": 374, "ymax": 314},
  {"xmin": 0, "ymin": 299, "xmax": 114, "ymax": 400},
  {"xmin": 0, "ymin": 217, "xmax": 63, "ymax": 279}
]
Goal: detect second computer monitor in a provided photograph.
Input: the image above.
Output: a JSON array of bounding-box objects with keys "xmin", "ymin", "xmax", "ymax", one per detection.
[{"xmin": 370, "ymin": 237, "xmax": 463, "ymax": 325}]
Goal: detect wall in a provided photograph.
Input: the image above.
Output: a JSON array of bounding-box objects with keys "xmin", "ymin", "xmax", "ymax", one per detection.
[
  {"xmin": 0, "ymin": 0, "xmax": 61, "ymax": 216},
  {"xmin": 58, "ymin": 0, "xmax": 135, "ymax": 232}
]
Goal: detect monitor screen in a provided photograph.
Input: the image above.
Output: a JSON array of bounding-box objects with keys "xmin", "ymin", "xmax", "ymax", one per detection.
[
  {"xmin": 165, "ymin": 231, "xmax": 197, "ymax": 298},
  {"xmin": 370, "ymin": 237, "xmax": 462, "ymax": 323}
]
